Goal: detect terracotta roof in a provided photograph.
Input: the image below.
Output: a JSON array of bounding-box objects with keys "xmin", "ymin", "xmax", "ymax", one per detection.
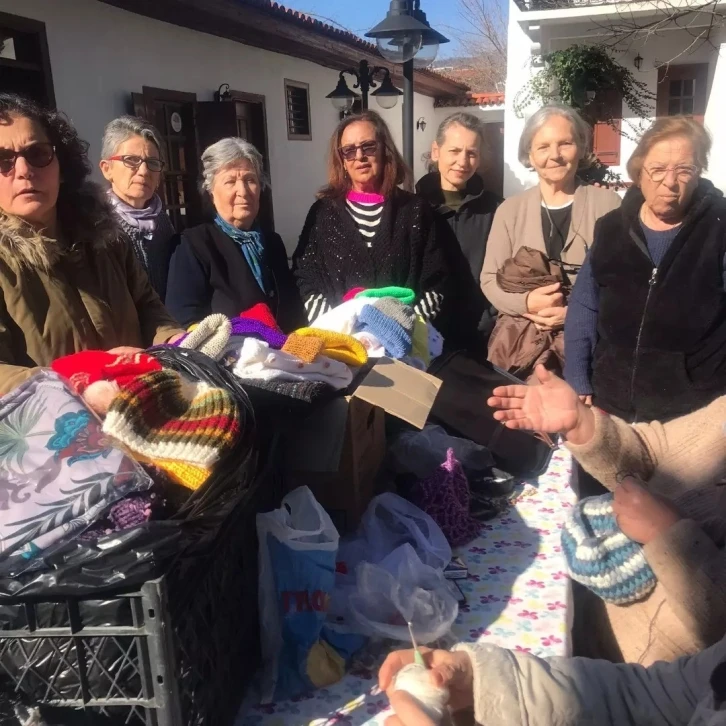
[
  {"xmin": 243, "ymin": 0, "xmax": 467, "ymax": 86},
  {"xmin": 435, "ymin": 91, "xmax": 505, "ymax": 108}
]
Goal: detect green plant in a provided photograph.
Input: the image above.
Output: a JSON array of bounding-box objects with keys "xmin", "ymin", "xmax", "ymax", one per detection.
[{"xmin": 514, "ymin": 45, "xmax": 655, "ymax": 122}]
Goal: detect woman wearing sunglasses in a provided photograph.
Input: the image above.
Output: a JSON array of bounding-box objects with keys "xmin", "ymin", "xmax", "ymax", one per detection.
[
  {"xmin": 0, "ymin": 94, "xmax": 183, "ymax": 395},
  {"xmin": 100, "ymin": 116, "xmax": 176, "ymax": 302},
  {"xmin": 293, "ymin": 110, "xmax": 484, "ymax": 348}
]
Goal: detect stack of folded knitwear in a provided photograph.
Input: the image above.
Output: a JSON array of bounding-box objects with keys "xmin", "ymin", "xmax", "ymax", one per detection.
[{"xmin": 173, "ymin": 303, "xmax": 371, "ymax": 404}]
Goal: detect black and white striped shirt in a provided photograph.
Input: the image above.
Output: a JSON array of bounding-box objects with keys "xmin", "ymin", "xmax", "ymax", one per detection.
[{"xmin": 346, "ymin": 191, "xmax": 385, "ymax": 248}]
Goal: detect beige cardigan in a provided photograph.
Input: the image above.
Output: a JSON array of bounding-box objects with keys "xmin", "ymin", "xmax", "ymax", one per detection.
[
  {"xmin": 566, "ymin": 399, "xmax": 726, "ymax": 665},
  {"xmin": 480, "ymin": 184, "xmax": 621, "ymax": 315}
]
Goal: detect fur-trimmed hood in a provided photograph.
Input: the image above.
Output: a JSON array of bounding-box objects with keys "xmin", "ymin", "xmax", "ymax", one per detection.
[{"xmin": 0, "ymin": 182, "xmax": 120, "ymax": 273}]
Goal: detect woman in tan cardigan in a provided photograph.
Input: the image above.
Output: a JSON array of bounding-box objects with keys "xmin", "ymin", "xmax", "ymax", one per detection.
[
  {"xmin": 488, "ymin": 365, "xmax": 726, "ymax": 666},
  {"xmin": 480, "ymin": 105, "xmax": 620, "ymax": 331}
]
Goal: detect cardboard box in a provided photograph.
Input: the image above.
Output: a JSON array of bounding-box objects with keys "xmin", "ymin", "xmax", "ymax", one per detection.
[{"xmin": 283, "ymin": 358, "xmax": 442, "ymax": 532}]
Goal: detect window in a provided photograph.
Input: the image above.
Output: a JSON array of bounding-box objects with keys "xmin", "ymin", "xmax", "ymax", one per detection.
[
  {"xmin": 284, "ymin": 79, "xmax": 312, "ymax": 140},
  {"xmin": 656, "ymin": 64, "xmax": 708, "ymax": 123},
  {"xmin": 591, "ymin": 89, "xmax": 622, "ymax": 167}
]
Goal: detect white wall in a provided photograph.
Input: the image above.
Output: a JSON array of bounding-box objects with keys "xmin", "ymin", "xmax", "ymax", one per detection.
[
  {"xmin": 3, "ymin": 0, "xmax": 438, "ymax": 251},
  {"xmin": 504, "ymin": 0, "xmax": 726, "ymax": 196}
]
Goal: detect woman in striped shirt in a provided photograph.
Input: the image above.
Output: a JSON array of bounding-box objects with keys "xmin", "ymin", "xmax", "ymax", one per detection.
[{"xmin": 292, "ymin": 111, "xmax": 484, "ymax": 347}]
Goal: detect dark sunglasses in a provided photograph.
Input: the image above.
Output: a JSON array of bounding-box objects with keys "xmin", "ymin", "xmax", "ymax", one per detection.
[
  {"xmin": 107, "ymin": 154, "xmax": 165, "ymax": 172},
  {"xmin": 339, "ymin": 140, "xmax": 379, "ymax": 162},
  {"xmin": 0, "ymin": 142, "xmax": 56, "ymax": 174}
]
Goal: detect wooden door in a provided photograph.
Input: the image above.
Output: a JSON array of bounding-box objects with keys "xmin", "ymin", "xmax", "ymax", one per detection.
[
  {"xmin": 480, "ymin": 122, "xmax": 504, "ymax": 198},
  {"xmin": 132, "ymin": 87, "xmax": 201, "ymax": 230},
  {"xmin": 591, "ymin": 89, "xmax": 622, "ymax": 167}
]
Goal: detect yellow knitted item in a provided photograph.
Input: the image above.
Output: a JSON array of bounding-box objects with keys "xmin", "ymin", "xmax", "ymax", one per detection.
[
  {"xmin": 294, "ymin": 327, "xmax": 368, "ymax": 367},
  {"xmin": 134, "ymin": 453, "xmax": 210, "ymax": 491},
  {"xmin": 282, "ymin": 333, "xmax": 324, "ymax": 363},
  {"xmin": 187, "ymin": 323, "xmax": 199, "ymax": 332},
  {"xmin": 412, "ymin": 314, "xmax": 431, "ymax": 365}
]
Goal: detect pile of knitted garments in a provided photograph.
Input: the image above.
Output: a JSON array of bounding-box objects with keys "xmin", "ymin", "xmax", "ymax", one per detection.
[
  {"xmin": 561, "ymin": 493, "xmax": 657, "ymax": 605},
  {"xmin": 102, "ymin": 369, "xmax": 241, "ymax": 491}
]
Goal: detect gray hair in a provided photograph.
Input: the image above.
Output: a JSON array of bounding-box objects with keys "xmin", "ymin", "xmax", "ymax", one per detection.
[
  {"xmin": 201, "ymin": 137, "xmax": 267, "ymax": 192},
  {"xmin": 101, "ymin": 115, "xmax": 164, "ymax": 161},
  {"xmin": 435, "ymin": 112, "xmax": 485, "ymax": 147},
  {"xmin": 517, "ymin": 104, "xmax": 592, "ymax": 168}
]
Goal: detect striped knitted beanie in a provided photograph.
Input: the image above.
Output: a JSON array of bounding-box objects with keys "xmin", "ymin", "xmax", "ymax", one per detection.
[
  {"xmin": 103, "ymin": 370, "xmax": 240, "ymax": 470},
  {"xmin": 561, "ymin": 494, "xmax": 657, "ymax": 605},
  {"xmin": 358, "ymin": 302, "xmax": 413, "ymax": 359}
]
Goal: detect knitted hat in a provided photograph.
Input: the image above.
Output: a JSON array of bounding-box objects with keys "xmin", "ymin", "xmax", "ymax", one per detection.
[
  {"xmin": 358, "ymin": 304, "xmax": 413, "ymax": 359},
  {"xmin": 311, "ymin": 298, "xmax": 369, "ymax": 334},
  {"xmin": 179, "ymin": 314, "xmax": 232, "ymax": 361},
  {"xmin": 282, "ymin": 333, "xmax": 324, "ymax": 363},
  {"xmin": 343, "ymin": 287, "xmax": 366, "ymax": 302},
  {"xmin": 134, "ymin": 452, "xmax": 210, "ymax": 491},
  {"xmin": 561, "ymin": 494, "xmax": 657, "ymax": 605},
  {"xmin": 373, "ymin": 298, "xmax": 415, "ymax": 335},
  {"xmin": 52, "ymin": 350, "xmax": 162, "ymax": 395},
  {"xmin": 103, "ymin": 370, "xmax": 240, "ymax": 470},
  {"xmin": 229, "ymin": 317, "xmax": 288, "ymax": 349},
  {"xmin": 355, "ymin": 286, "xmax": 416, "ymax": 306},
  {"xmin": 410, "ymin": 448, "xmax": 481, "ymax": 547},
  {"xmin": 240, "ymin": 303, "xmax": 280, "ymax": 330},
  {"xmin": 293, "ymin": 327, "xmax": 368, "ymax": 367},
  {"xmin": 241, "ymin": 377, "xmax": 331, "ymax": 404}
]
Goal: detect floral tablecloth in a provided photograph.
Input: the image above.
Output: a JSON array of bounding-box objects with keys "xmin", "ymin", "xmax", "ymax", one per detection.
[{"xmin": 238, "ymin": 448, "xmax": 575, "ymax": 726}]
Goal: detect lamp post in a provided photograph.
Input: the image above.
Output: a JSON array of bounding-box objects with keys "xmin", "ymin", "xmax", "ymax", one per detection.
[
  {"xmin": 366, "ymin": 0, "xmax": 448, "ymax": 170},
  {"xmin": 326, "ymin": 60, "xmax": 403, "ymax": 113}
]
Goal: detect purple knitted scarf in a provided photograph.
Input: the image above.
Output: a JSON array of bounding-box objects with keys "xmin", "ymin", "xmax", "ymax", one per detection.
[{"xmin": 228, "ymin": 317, "xmax": 288, "ymax": 349}]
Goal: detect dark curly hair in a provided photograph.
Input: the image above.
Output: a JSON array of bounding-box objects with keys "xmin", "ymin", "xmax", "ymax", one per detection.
[{"xmin": 0, "ymin": 94, "xmax": 93, "ymax": 231}]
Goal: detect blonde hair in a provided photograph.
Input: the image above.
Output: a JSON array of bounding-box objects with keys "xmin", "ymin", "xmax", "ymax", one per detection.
[{"xmin": 627, "ymin": 116, "xmax": 711, "ymax": 183}]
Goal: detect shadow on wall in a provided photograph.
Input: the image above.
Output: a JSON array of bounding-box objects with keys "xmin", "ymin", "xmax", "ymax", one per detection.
[{"xmin": 503, "ymin": 161, "xmax": 532, "ymax": 198}]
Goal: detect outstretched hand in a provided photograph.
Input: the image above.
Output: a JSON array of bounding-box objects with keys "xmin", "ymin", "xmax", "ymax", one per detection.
[{"xmin": 487, "ymin": 365, "xmax": 591, "ymax": 440}]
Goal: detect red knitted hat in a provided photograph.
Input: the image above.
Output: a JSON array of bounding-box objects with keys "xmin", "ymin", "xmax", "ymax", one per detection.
[
  {"xmin": 343, "ymin": 287, "xmax": 366, "ymax": 302},
  {"xmin": 51, "ymin": 350, "xmax": 161, "ymax": 395},
  {"xmin": 239, "ymin": 303, "xmax": 279, "ymax": 331}
]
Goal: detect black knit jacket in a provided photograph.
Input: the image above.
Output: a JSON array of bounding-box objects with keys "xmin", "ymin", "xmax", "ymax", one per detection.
[
  {"xmin": 292, "ymin": 189, "xmax": 484, "ymax": 347},
  {"xmin": 590, "ymin": 179, "xmax": 726, "ymax": 422}
]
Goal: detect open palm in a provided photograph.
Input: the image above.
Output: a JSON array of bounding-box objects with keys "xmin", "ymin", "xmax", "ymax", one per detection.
[{"xmin": 487, "ymin": 365, "xmax": 581, "ymax": 433}]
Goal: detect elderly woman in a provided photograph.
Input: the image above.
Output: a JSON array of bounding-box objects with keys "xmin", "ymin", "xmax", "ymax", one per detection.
[
  {"xmin": 480, "ymin": 105, "xmax": 620, "ymax": 374},
  {"xmin": 564, "ymin": 117, "xmax": 725, "ymax": 425},
  {"xmin": 488, "ymin": 365, "xmax": 726, "ymax": 665},
  {"xmin": 293, "ymin": 110, "xmax": 484, "ymax": 347},
  {"xmin": 165, "ymin": 138, "xmax": 305, "ymax": 330},
  {"xmin": 100, "ymin": 115, "xmax": 176, "ymax": 302},
  {"xmin": 0, "ymin": 93, "xmax": 183, "ymax": 394}
]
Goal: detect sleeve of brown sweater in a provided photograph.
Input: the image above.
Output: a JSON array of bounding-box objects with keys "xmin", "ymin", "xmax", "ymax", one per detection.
[
  {"xmin": 565, "ymin": 397, "xmax": 726, "ymax": 494},
  {"xmin": 645, "ymin": 518, "xmax": 726, "ymax": 647}
]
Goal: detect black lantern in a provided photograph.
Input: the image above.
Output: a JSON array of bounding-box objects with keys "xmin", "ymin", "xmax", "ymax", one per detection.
[
  {"xmin": 416, "ymin": 117, "xmax": 427, "ymax": 132},
  {"xmin": 214, "ymin": 83, "xmax": 232, "ymax": 102},
  {"xmin": 633, "ymin": 53, "xmax": 643, "ymax": 71},
  {"xmin": 326, "ymin": 74, "xmax": 359, "ymax": 112},
  {"xmin": 327, "ymin": 61, "xmax": 402, "ymax": 112}
]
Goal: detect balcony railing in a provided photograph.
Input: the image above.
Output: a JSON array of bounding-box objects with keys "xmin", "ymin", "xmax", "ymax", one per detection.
[{"xmin": 514, "ymin": 0, "xmax": 622, "ymax": 10}]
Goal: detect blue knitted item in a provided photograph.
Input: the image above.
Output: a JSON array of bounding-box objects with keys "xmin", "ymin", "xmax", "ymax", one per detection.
[
  {"xmin": 358, "ymin": 304, "xmax": 413, "ymax": 359},
  {"xmin": 561, "ymin": 494, "xmax": 657, "ymax": 605}
]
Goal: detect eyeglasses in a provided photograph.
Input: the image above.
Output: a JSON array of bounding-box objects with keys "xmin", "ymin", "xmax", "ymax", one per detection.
[
  {"xmin": 0, "ymin": 143, "xmax": 56, "ymax": 174},
  {"xmin": 107, "ymin": 155, "xmax": 165, "ymax": 172},
  {"xmin": 339, "ymin": 140, "xmax": 379, "ymax": 162},
  {"xmin": 643, "ymin": 165, "xmax": 699, "ymax": 183}
]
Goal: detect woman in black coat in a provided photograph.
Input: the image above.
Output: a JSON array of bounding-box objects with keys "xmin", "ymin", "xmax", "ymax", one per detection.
[
  {"xmin": 166, "ymin": 138, "xmax": 305, "ymax": 330},
  {"xmin": 293, "ymin": 110, "xmax": 484, "ymax": 347}
]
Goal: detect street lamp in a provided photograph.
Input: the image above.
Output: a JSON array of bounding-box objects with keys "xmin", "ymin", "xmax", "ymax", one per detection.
[
  {"xmin": 366, "ymin": 1, "xmax": 448, "ymax": 169},
  {"xmin": 326, "ymin": 61, "xmax": 403, "ymax": 113}
]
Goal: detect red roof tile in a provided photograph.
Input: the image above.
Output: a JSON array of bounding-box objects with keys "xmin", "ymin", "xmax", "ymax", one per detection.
[{"xmin": 435, "ymin": 91, "xmax": 505, "ymax": 108}]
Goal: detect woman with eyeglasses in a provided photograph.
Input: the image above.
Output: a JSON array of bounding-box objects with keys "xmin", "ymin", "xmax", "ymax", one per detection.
[
  {"xmin": 0, "ymin": 94, "xmax": 183, "ymax": 395},
  {"xmin": 293, "ymin": 110, "xmax": 484, "ymax": 347},
  {"xmin": 100, "ymin": 116, "xmax": 176, "ymax": 302},
  {"xmin": 564, "ymin": 117, "xmax": 726, "ymax": 429}
]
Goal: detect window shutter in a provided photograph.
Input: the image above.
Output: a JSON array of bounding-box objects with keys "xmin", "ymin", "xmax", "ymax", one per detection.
[
  {"xmin": 284, "ymin": 80, "xmax": 312, "ymax": 140},
  {"xmin": 592, "ymin": 89, "xmax": 622, "ymax": 166}
]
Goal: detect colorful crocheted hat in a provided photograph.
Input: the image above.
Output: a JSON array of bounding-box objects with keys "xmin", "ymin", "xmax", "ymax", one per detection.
[
  {"xmin": 103, "ymin": 370, "xmax": 240, "ymax": 470},
  {"xmin": 410, "ymin": 448, "xmax": 481, "ymax": 547},
  {"xmin": 179, "ymin": 313, "xmax": 232, "ymax": 361},
  {"xmin": 229, "ymin": 317, "xmax": 288, "ymax": 349},
  {"xmin": 358, "ymin": 301, "xmax": 413, "ymax": 359},
  {"xmin": 293, "ymin": 328, "xmax": 368, "ymax": 367},
  {"xmin": 561, "ymin": 494, "xmax": 657, "ymax": 605},
  {"xmin": 240, "ymin": 303, "xmax": 280, "ymax": 331},
  {"xmin": 355, "ymin": 286, "xmax": 416, "ymax": 306}
]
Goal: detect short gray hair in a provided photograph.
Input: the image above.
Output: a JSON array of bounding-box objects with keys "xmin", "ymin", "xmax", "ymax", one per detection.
[
  {"xmin": 517, "ymin": 104, "xmax": 592, "ymax": 168},
  {"xmin": 101, "ymin": 115, "xmax": 164, "ymax": 161},
  {"xmin": 201, "ymin": 137, "xmax": 267, "ymax": 192},
  {"xmin": 435, "ymin": 112, "xmax": 485, "ymax": 147}
]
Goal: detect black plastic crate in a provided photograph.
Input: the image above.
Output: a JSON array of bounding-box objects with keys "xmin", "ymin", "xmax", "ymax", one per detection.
[{"xmin": 0, "ymin": 458, "xmax": 282, "ymax": 726}]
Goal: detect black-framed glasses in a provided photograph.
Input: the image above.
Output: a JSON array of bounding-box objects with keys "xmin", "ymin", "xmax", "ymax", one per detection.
[
  {"xmin": 107, "ymin": 154, "xmax": 165, "ymax": 172},
  {"xmin": 642, "ymin": 164, "xmax": 699, "ymax": 183},
  {"xmin": 0, "ymin": 143, "xmax": 56, "ymax": 174},
  {"xmin": 339, "ymin": 140, "xmax": 379, "ymax": 162}
]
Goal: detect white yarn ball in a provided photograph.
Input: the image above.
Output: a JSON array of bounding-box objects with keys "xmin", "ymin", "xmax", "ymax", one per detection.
[{"xmin": 393, "ymin": 663, "xmax": 449, "ymax": 724}]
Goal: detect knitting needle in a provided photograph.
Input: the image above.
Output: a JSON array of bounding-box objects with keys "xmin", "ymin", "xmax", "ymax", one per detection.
[{"xmin": 407, "ymin": 621, "xmax": 426, "ymax": 667}]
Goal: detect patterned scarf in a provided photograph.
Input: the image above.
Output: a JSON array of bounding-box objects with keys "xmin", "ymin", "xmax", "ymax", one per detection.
[
  {"xmin": 214, "ymin": 214, "xmax": 269, "ymax": 294},
  {"xmin": 108, "ymin": 191, "xmax": 164, "ymax": 235}
]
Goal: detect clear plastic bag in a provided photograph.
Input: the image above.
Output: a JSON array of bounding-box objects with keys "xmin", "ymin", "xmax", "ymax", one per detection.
[
  {"xmin": 389, "ymin": 424, "xmax": 494, "ymax": 479},
  {"xmin": 348, "ymin": 544, "xmax": 458, "ymax": 643}
]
